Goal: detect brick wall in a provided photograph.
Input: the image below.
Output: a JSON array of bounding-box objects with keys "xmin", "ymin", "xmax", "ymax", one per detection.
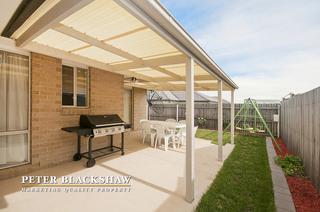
[
  {"xmin": 132, "ymin": 87, "xmax": 147, "ymax": 130},
  {"xmin": 0, "ymin": 53, "xmax": 124, "ymax": 179}
]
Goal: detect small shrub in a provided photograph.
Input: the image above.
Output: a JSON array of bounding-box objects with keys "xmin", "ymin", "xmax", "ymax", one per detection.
[
  {"xmin": 197, "ymin": 117, "xmax": 207, "ymax": 128},
  {"xmin": 275, "ymin": 155, "xmax": 304, "ymax": 176}
]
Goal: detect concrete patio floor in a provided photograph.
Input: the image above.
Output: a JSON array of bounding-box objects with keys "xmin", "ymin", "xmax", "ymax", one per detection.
[{"xmin": 0, "ymin": 131, "xmax": 234, "ymax": 212}]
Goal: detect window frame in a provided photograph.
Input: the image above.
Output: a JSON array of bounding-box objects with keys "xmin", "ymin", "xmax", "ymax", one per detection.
[
  {"xmin": 61, "ymin": 62, "xmax": 89, "ymax": 108},
  {"xmin": 0, "ymin": 48, "xmax": 31, "ymax": 170}
]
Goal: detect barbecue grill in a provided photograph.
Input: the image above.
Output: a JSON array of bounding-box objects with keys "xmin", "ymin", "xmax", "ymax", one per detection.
[{"xmin": 62, "ymin": 114, "xmax": 128, "ymax": 167}]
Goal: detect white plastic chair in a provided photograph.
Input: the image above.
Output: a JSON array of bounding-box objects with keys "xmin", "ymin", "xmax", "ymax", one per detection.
[
  {"xmin": 177, "ymin": 126, "xmax": 198, "ymax": 147},
  {"xmin": 141, "ymin": 121, "xmax": 157, "ymax": 146},
  {"xmin": 153, "ymin": 124, "xmax": 174, "ymax": 151},
  {"xmin": 165, "ymin": 118, "xmax": 177, "ymax": 123},
  {"xmin": 179, "ymin": 120, "xmax": 186, "ymax": 124}
]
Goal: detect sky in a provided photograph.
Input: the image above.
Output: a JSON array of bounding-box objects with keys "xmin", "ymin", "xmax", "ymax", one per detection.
[{"xmin": 160, "ymin": 0, "xmax": 320, "ymax": 102}]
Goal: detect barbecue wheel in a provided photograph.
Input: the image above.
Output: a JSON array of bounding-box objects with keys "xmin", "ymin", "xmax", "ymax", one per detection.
[
  {"xmin": 73, "ymin": 153, "xmax": 82, "ymax": 161},
  {"xmin": 86, "ymin": 159, "xmax": 96, "ymax": 168}
]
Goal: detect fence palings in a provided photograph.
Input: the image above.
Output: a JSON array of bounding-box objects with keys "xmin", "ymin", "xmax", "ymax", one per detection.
[
  {"xmin": 280, "ymin": 87, "xmax": 320, "ymax": 192},
  {"xmin": 150, "ymin": 102, "xmax": 280, "ymax": 136}
]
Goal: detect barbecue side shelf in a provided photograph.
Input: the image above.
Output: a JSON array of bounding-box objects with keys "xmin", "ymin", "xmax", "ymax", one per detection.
[{"xmin": 61, "ymin": 126, "xmax": 125, "ymax": 168}]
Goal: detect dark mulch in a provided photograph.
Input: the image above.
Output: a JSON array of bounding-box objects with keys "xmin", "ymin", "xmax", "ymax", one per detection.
[{"xmin": 273, "ymin": 138, "xmax": 320, "ymax": 212}]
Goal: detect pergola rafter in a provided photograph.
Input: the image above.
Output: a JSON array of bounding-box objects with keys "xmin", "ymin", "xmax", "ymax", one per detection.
[
  {"xmin": 52, "ymin": 23, "xmax": 213, "ymax": 90},
  {"xmin": 69, "ymin": 26, "xmax": 149, "ymax": 53}
]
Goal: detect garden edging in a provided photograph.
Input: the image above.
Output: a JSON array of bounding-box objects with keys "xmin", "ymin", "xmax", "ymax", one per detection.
[{"xmin": 266, "ymin": 137, "xmax": 296, "ymax": 212}]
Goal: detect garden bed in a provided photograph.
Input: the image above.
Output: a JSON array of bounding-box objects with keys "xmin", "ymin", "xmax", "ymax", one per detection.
[{"xmin": 273, "ymin": 138, "xmax": 320, "ymax": 212}]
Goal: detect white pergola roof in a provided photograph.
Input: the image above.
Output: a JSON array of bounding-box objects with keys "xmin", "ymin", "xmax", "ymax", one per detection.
[{"xmin": 11, "ymin": 0, "xmax": 238, "ymax": 91}]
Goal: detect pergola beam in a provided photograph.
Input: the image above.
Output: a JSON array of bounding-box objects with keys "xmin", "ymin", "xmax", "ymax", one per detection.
[
  {"xmin": 124, "ymin": 82, "xmax": 157, "ymax": 90},
  {"xmin": 111, "ymin": 54, "xmax": 186, "ymax": 71},
  {"xmin": 103, "ymin": 26, "xmax": 148, "ymax": 42},
  {"xmin": 156, "ymin": 75, "xmax": 216, "ymax": 82},
  {"xmin": 16, "ymin": 0, "xmax": 94, "ymax": 47},
  {"xmin": 151, "ymin": 66, "xmax": 182, "ymax": 79},
  {"xmin": 138, "ymin": 83, "xmax": 230, "ymax": 91},
  {"xmin": 69, "ymin": 26, "xmax": 148, "ymax": 53},
  {"xmin": 54, "ymin": 23, "xmax": 140, "ymax": 61}
]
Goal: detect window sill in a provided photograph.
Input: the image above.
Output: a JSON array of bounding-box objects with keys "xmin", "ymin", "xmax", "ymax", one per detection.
[{"xmin": 0, "ymin": 161, "xmax": 30, "ymax": 170}]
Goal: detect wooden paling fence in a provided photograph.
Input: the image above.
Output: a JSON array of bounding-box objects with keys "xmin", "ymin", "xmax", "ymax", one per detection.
[
  {"xmin": 150, "ymin": 103, "xmax": 280, "ymax": 136},
  {"xmin": 280, "ymin": 87, "xmax": 320, "ymax": 191}
]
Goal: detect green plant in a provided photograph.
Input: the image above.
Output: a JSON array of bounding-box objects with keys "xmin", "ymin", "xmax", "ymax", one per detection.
[
  {"xmin": 275, "ymin": 155, "xmax": 304, "ymax": 176},
  {"xmin": 197, "ymin": 117, "xmax": 207, "ymax": 128},
  {"xmin": 223, "ymin": 122, "xmax": 229, "ymax": 130}
]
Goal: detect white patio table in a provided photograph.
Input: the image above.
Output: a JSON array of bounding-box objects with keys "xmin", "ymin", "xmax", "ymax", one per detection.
[{"xmin": 140, "ymin": 120, "xmax": 186, "ymax": 148}]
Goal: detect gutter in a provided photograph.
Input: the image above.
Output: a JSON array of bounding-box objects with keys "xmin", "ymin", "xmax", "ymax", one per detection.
[
  {"xmin": 130, "ymin": 0, "xmax": 238, "ymax": 89},
  {"xmin": 1, "ymin": 0, "xmax": 45, "ymax": 38}
]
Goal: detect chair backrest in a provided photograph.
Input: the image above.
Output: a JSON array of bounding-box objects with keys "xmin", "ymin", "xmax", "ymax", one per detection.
[
  {"xmin": 153, "ymin": 124, "xmax": 168, "ymax": 136},
  {"xmin": 179, "ymin": 120, "xmax": 186, "ymax": 124},
  {"xmin": 193, "ymin": 126, "xmax": 198, "ymax": 137},
  {"xmin": 179, "ymin": 126, "xmax": 198, "ymax": 136},
  {"xmin": 141, "ymin": 121, "xmax": 152, "ymax": 134},
  {"xmin": 165, "ymin": 118, "xmax": 177, "ymax": 123}
]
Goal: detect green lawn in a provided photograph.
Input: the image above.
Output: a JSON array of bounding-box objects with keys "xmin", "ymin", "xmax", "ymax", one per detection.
[
  {"xmin": 195, "ymin": 129, "xmax": 232, "ymax": 145},
  {"xmin": 196, "ymin": 131, "xmax": 275, "ymax": 212}
]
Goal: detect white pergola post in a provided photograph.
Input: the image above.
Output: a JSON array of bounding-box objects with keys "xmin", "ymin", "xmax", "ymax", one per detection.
[
  {"xmin": 231, "ymin": 89, "xmax": 235, "ymax": 144},
  {"xmin": 185, "ymin": 57, "xmax": 195, "ymax": 202},
  {"xmin": 218, "ymin": 80, "xmax": 223, "ymax": 161},
  {"xmin": 176, "ymin": 103, "xmax": 179, "ymax": 121}
]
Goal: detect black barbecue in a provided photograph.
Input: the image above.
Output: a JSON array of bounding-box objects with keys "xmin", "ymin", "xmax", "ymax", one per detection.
[{"xmin": 62, "ymin": 114, "xmax": 128, "ymax": 168}]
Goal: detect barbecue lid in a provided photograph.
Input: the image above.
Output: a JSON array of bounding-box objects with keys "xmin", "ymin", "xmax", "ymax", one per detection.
[{"xmin": 80, "ymin": 114, "xmax": 125, "ymax": 128}]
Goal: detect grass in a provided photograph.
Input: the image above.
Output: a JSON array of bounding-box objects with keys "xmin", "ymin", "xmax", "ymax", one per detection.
[
  {"xmin": 196, "ymin": 131, "xmax": 275, "ymax": 212},
  {"xmin": 195, "ymin": 128, "xmax": 232, "ymax": 145}
]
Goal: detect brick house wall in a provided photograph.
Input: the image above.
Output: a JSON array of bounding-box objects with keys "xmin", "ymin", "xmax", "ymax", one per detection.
[
  {"xmin": 132, "ymin": 87, "xmax": 147, "ymax": 130},
  {"xmin": 0, "ymin": 53, "xmax": 126, "ymax": 179}
]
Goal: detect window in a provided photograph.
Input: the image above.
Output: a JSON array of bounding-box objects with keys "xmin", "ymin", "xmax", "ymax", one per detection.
[
  {"xmin": 62, "ymin": 65, "xmax": 89, "ymax": 107},
  {"xmin": 0, "ymin": 50, "xmax": 30, "ymax": 169}
]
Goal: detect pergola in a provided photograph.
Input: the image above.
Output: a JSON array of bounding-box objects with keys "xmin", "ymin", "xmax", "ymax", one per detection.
[{"xmin": 10, "ymin": 0, "xmax": 238, "ymax": 202}]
